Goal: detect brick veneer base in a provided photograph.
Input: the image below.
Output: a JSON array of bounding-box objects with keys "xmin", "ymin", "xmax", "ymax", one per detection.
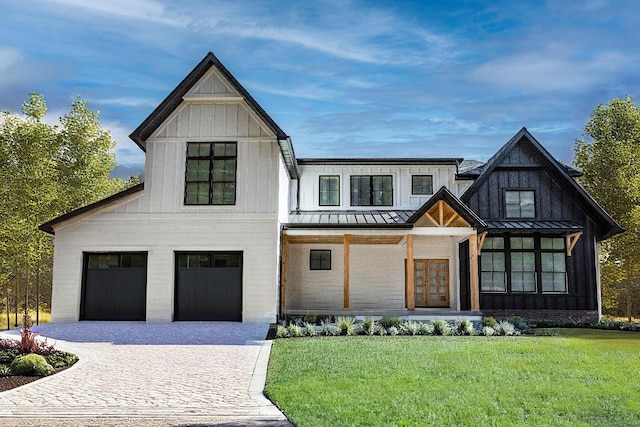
[{"xmin": 481, "ymin": 309, "xmax": 599, "ymax": 326}]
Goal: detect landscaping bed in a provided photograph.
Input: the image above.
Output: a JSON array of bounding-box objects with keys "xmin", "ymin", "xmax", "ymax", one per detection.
[{"xmin": 0, "ymin": 365, "xmax": 71, "ymax": 392}]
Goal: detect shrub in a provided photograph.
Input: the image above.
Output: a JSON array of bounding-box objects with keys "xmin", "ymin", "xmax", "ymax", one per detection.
[
  {"xmin": 10, "ymin": 353, "xmax": 54, "ymax": 377},
  {"xmin": 336, "ymin": 316, "xmax": 356, "ymax": 336},
  {"xmin": 0, "ymin": 365, "xmax": 11, "ymax": 377},
  {"xmin": 481, "ymin": 316, "xmax": 498, "ymax": 328},
  {"xmin": 418, "ymin": 322, "xmax": 434, "ymax": 335},
  {"xmin": 0, "ymin": 349, "xmax": 20, "ymax": 364},
  {"xmin": 18, "ymin": 314, "xmax": 56, "ymax": 356},
  {"xmin": 402, "ymin": 321, "xmax": 421, "ymax": 336},
  {"xmin": 0, "ymin": 338, "xmax": 19, "ymax": 351},
  {"xmin": 303, "ymin": 312, "xmax": 317, "ymax": 324},
  {"xmin": 376, "ymin": 325, "xmax": 387, "ymax": 336},
  {"xmin": 481, "ymin": 326, "xmax": 496, "ymax": 336},
  {"xmin": 287, "ymin": 323, "xmax": 303, "ymax": 338},
  {"xmin": 320, "ymin": 320, "xmax": 339, "ymax": 336},
  {"xmin": 303, "ymin": 322, "xmax": 318, "ymax": 337},
  {"xmin": 497, "ymin": 320, "xmax": 516, "ymax": 336},
  {"xmin": 387, "ymin": 326, "xmax": 399, "ymax": 336},
  {"xmin": 361, "ymin": 317, "xmax": 375, "ymax": 335},
  {"xmin": 276, "ymin": 325, "xmax": 289, "ymax": 338},
  {"xmin": 45, "ymin": 351, "xmax": 79, "ymax": 368},
  {"xmin": 431, "ymin": 319, "xmax": 451, "ymax": 336},
  {"xmin": 379, "ymin": 316, "xmax": 403, "ymax": 329},
  {"xmin": 507, "ymin": 315, "xmax": 531, "ymax": 333},
  {"xmin": 456, "ymin": 318, "xmax": 475, "ymax": 336}
]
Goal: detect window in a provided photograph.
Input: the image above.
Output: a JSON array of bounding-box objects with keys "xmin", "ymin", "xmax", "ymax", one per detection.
[
  {"xmin": 540, "ymin": 238, "xmax": 567, "ymax": 292},
  {"xmin": 87, "ymin": 253, "xmax": 146, "ymax": 269},
  {"xmin": 319, "ymin": 176, "xmax": 340, "ymax": 206},
  {"xmin": 310, "ymin": 250, "xmax": 331, "ymax": 270},
  {"xmin": 350, "ymin": 175, "xmax": 393, "ymax": 206},
  {"xmin": 177, "ymin": 252, "xmax": 242, "ymax": 269},
  {"xmin": 185, "ymin": 142, "xmax": 237, "ymax": 205},
  {"xmin": 480, "ymin": 237, "xmax": 506, "ymax": 292},
  {"xmin": 510, "ymin": 237, "xmax": 536, "ymax": 292},
  {"xmin": 412, "ymin": 175, "xmax": 433, "ymax": 195},
  {"xmin": 505, "ymin": 190, "xmax": 535, "ymax": 218}
]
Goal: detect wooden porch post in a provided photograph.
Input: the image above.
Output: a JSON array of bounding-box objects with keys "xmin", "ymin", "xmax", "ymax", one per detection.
[
  {"xmin": 344, "ymin": 234, "xmax": 350, "ymax": 309},
  {"xmin": 280, "ymin": 234, "xmax": 288, "ymax": 311},
  {"xmin": 469, "ymin": 233, "xmax": 480, "ymax": 311},
  {"xmin": 406, "ymin": 234, "xmax": 415, "ymax": 310}
]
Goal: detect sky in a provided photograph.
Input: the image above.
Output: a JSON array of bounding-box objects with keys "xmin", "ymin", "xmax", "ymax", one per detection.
[{"xmin": 2, "ymin": 0, "xmax": 639, "ymax": 178}]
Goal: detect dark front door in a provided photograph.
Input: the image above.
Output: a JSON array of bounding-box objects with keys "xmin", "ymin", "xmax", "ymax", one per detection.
[
  {"xmin": 175, "ymin": 252, "xmax": 242, "ymax": 321},
  {"xmin": 81, "ymin": 252, "xmax": 147, "ymax": 321}
]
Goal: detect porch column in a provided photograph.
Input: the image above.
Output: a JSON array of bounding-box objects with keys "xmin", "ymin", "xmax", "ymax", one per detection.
[
  {"xmin": 469, "ymin": 233, "xmax": 480, "ymax": 311},
  {"xmin": 280, "ymin": 234, "xmax": 288, "ymax": 311},
  {"xmin": 343, "ymin": 234, "xmax": 350, "ymax": 309},
  {"xmin": 406, "ymin": 234, "xmax": 415, "ymax": 310}
]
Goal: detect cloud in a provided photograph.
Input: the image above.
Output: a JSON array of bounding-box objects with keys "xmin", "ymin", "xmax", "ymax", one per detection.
[
  {"xmin": 90, "ymin": 97, "xmax": 158, "ymax": 107},
  {"xmin": 103, "ymin": 120, "xmax": 145, "ymax": 167}
]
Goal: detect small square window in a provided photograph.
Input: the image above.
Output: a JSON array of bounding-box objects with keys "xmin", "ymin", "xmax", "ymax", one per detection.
[
  {"xmin": 412, "ymin": 175, "xmax": 433, "ymax": 195},
  {"xmin": 310, "ymin": 250, "xmax": 331, "ymax": 270}
]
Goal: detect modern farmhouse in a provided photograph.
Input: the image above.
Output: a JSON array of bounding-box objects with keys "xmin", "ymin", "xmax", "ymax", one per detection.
[{"xmin": 40, "ymin": 52, "xmax": 623, "ymax": 324}]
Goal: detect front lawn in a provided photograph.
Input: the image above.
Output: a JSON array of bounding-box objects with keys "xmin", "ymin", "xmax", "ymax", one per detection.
[{"xmin": 265, "ymin": 329, "xmax": 640, "ymax": 426}]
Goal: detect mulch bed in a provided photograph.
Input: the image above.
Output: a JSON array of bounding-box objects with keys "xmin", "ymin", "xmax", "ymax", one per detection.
[{"xmin": 0, "ymin": 366, "xmax": 70, "ymax": 393}]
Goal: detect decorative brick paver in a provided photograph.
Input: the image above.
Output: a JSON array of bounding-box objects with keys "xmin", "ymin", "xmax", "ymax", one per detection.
[{"xmin": 0, "ymin": 322, "xmax": 289, "ymax": 425}]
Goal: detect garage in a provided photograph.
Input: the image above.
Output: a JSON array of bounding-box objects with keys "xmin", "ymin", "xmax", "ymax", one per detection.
[
  {"xmin": 81, "ymin": 252, "xmax": 148, "ymax": 321},
  {"xmin": 174, "ymin": 252, "xmax": 243, "ymax": 321}
]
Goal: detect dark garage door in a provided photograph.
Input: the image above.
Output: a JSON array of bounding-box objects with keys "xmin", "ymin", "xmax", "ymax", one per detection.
[
  {"xmin": 81, "ymin": 252, "xmax": 147, "ymax": 321},
  {"xmin": 175, "ymin": 252, "xmax": 242, "ymax": 321}
]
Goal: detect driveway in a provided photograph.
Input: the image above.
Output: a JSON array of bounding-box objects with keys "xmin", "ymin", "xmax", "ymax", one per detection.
[{"xmin": 0, "ymin": 322, "xmax": 291, "ymax": 426}]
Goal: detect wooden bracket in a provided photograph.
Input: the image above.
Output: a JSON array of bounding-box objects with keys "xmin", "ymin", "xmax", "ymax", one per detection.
[
  {"xmin": 566, "ymin": 232, "xmax": 583, "ymax": 256},
  {"xmin": 477, "ymin": 231, "xmax": 488, "ymax": 255}
]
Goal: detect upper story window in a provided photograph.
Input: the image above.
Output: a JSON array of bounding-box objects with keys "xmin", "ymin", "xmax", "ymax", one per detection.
[
  {"xmin": 185, "ymin": 142, "xmax": 237, "ymax": 205},
  {"xmin": 319, "ymin": 176, "xmax": 340, "ymax": 206},
  {"xmin": 412, "ymin": 175, "xmax": 433, "ymax": 195},
  {"xmin": 350, "ymin": 175, "xmax": 393, "ymax": 206},
  {"xmin": 505, "ymin": 190, "xmax": 535, "ymax": 218}
]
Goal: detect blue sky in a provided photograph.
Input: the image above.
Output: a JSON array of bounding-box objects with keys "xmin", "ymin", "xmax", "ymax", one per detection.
[{"xmin": 2, "ymin": 0, "xmax": 639, "ymax": 178}]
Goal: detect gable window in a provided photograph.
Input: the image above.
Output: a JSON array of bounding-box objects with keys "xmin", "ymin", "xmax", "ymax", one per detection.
[
  {"xmin": 505, "ymin": 190, "xmax": 535, "ymax": 218},
  {"xmin": 412, "ymin": 175, "xmax": 433, "ymax": 195},
  {"xmin": 480, "ymin": 237, "xmax": 506, "ymax": 292},
  {"xmin": 319, "ymin": 176, "xmax": 340, "ymax": 206},
  {"xmin": 540, "ymin": 238, "xmax": 567, "ymax": 292},
  {"xmin": 185, "ymin": 142, "xmax": 237, "ymax": 205},
  {"xmin": 310, "ymin": 250, "xmax": 331, "ymax": 270},
  {"xmin": 350, "ymin": 175, "xmax": 393, "ymax": 206}
]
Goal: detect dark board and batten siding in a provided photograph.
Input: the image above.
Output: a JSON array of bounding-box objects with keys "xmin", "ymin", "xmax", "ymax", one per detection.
[{"xmin": 462, "ymin": 137, "xmax": 600, "ymax": 312}]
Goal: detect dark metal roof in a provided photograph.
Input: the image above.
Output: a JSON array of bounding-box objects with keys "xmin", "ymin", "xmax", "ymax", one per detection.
[
  {"xmin": 285, "ymin": 210, "xmax": 414, "ymax": 228},
  {"xmin": 128, "ymin": 52, "xmax": 298, "ymax": 179},
  {"xmin": 484, "ymin": 220, "xmax": 583, "ymax": 232},
  {"xmin": 39, "ymin": 183, "xmax": 145, "ymax": 235},
  {"xmin": 297, "ymin": 158, "xmax": 462, "ymax": 166}
]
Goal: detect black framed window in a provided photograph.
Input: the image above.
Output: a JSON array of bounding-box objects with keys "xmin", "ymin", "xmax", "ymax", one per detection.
[
  {"xmin": 350, "ymin": 175, "xmax": 393, "ymax": 206},
  {"xmin": 185, "ymin": 142, "xmax": 237, "ymax": 205},
  {"xmin": 540, "ymin": 238, "xmax": 567, "ymax": 292},
  {"xmin": 412, "ymin": 175, "xmax": 433, "ymax": 195},
  {"xmin": 510, "ymin": 237, "xmax": 536, "ymax": 292},
  {"xmin": 505, "ymin": 190, "xmax": 535, "ymax": 218},
  {"xmin": 319, "ymin": 176, "xmax": 340, "ymax": 206},
  {"xmin": 480, "ymin": 237, "xmax": 506, "ymax": 292},
  {"xmin": 87, "ymin": 253, "xmax": 147, "ymax": 269},
  {"xmin": 177, "ymin": 252, "xmax": 242, "ymax": 269},
  {"xmin": 310, "ymin": 250, "xmax": 331, "ymax": 270}
]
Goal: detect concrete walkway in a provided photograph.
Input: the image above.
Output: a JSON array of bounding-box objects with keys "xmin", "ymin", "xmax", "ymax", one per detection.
[{"xmin": 0, "ymin": 322, "xmax": 291, "ymax": 426}]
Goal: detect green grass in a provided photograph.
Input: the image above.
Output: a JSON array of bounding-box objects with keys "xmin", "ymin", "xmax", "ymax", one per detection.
[
  {"xmin": 265, "ymin": 329, "xmax": 640, "ymax": 427},
  {"xmin": 0, "ymin": 310, "xmax": 51, "ymax": 331}
]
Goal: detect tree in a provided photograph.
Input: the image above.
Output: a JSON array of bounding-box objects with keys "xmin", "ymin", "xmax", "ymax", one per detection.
[
  {"xmin": 574, "ymin": 96, "xmax": 640, "ymax": 320},
  {"xmin": 0, "ymin": 92, "xmax": 128, "ymax": 324}
]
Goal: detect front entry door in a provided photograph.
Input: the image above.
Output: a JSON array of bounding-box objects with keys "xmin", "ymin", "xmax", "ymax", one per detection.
[{"xmin": 414, "ymin": 259, "xmax": 449, "ymax": 307}]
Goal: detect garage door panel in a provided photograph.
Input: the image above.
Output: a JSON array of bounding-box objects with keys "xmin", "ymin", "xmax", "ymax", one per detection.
[
  {"xmin": 175, "ymin": 252, "xmax": 242, "ymax": 321},
  {"xmin": 82, "ymin": 253, "xmax": 147, "ymax": 321}
]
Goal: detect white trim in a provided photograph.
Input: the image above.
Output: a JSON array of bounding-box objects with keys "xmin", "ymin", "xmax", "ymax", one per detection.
[{"xmin": 182, "ymin": 94, "xmax": 244, "ymax": 102}]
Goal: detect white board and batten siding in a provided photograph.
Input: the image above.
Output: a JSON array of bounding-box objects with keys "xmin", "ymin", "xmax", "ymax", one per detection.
[
  {"xmin": 50, "ymin": 68, "xmax": 289, "ymax": 323},
  {"xmin": 297, "ymin": 164, "xmax": 461, "ymax": 211}
]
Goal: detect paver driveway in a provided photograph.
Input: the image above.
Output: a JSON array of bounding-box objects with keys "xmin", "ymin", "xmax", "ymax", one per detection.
[{"xmin": 0, "ymin": 322, "xmax": 290, "ymax": 426}]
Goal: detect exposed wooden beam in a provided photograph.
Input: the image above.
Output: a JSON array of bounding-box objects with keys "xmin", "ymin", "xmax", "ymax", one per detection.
[
  {"xmin": 438, "ymin": 201, "xmax": 444, "ymax": 226},
  {"xmin": 444, "ymin": 212, "xmax": 458, "ymax": 227},
  {"xmin": 422, "ymin": 211, "xmax": 440, "ymax": 227},
  {"xmin": 286, "ymin": 235, "xmax": 343, "ymax": 244},
  {"xmin": 281, "ymin": 235, "xmax": 288, "ymax": 311},
  {"xmin": 343, "ymin": 234, "xmax": 350, "ymax": 310},
  {"xmin": 566, "ymin": 231, "xmax": 583, "ymax": 256},
  {"xmin": 406, "ymin": 234, "xmax": 415, "ymax": 310},
  {"xmin": 477, "ymin": 231, "xmax": 488, "ymax": 255},
  {"xmin": 469, "ymin": 233, "xmax": 480, "ymax": 311}
]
